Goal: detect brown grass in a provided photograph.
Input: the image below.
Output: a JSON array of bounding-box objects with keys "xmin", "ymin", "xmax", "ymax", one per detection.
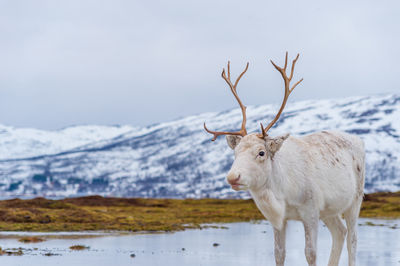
[
  {"xmin": 69, "ymin": 245, "xmax": 89, "ymax": 250},
  {"xmin": 18, "ymin": 236, "xmax": 45, "ymax": 243},
  {"xmin": 360, "ymin": 191, "xmax": 400, "ymax": 218},
  {"xmin": 0, "ymin": 192, "xmax": 398, "ymax": 232},
  {"xmin": 0, "ymin": 247, "xmax": 24, "ymax": 256}
]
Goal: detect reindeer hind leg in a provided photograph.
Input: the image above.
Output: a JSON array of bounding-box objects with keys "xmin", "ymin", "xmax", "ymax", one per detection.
[
  {"xmin": 343, "ymin": 196, "xmax": 362, "ymax": 266},
  {"xmin": 322, "ymin": 215, "xmax": 347, "ymax": 266}
]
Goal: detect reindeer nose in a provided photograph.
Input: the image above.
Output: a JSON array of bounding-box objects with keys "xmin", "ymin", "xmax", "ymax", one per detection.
[{"xmin": 227, "ymin": 173, "xmax": 241, "ymax": 185}]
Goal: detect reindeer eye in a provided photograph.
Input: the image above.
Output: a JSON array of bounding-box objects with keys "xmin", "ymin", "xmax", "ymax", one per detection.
[{"xmin": 258, "ymin": 151, "xmax": 265, "ymax": 156}]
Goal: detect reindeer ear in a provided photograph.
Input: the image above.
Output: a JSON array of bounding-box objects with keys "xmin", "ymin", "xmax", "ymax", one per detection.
[
  {"xmin": 226, "ymin": 135, "xmax": 242, "ymax": 150},
  {"xmin": 265, "ymin": 133, "xmax": 290, "ymax": 158}
]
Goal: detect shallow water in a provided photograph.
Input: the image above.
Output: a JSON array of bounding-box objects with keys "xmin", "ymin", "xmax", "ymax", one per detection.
[{"xmin": 0, "ymin": 218, "xmax": 399, "ymax": 266}]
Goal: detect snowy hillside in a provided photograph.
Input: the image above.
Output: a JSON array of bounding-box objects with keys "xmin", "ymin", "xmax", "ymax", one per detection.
[
  {"xmin": 0, "ymin": 94, "xmax": 399, "ymax": 199},
  {"xmin": 0, "ymin": 124, "xmax": 136, "ymax": 160}
]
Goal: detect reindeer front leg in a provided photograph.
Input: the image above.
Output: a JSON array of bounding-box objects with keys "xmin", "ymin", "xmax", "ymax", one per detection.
[
  {"xmin": 273, "ymin": 220, "xmax": 287, "ymax": 266},
  {"xmin": 302, "ymin": 214, "xmax": 319, "ymax": 266}
]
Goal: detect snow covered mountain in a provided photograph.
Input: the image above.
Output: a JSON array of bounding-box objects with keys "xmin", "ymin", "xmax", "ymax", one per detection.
[{"xmin": 0, "ymin": 94, "xmax": 399, "ymax": 199}]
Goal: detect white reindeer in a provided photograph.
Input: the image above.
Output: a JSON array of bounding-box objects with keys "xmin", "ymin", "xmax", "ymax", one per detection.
[{"xmin": 204, "ymin": 53, "xmax": 365, "ymax": 266}]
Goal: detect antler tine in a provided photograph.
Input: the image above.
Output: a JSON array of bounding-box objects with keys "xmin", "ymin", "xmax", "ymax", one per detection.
[
  {"xmin": 262, "ymin": 52, "xmax": 303, "ymax": 134},
  {"xmin": 289, "ymin": 53, "xmax": 300, "ymax": 81},
  {"xmin": 204, "ymin": 123, "xmax": 245, "ymax": 141},
  {"xmin": 227, "ymin": 61, "xmax": 231, "ymax": 80},
  {"xmin": 234, "ymin": 62, "xmax": 249, "ymax": 89},
  {"xmin": 204, "ymin": 62, "xmax": 249, "ymax": 141},
  {"xmin": 290, "ymin": 78, "xmax": 303, "ymax": 93},
  {"xmin": 260, "ymin": 123, "xmax": 267, "ymax": 138},
  {"xmin": 270, "ymin": 59, "xmax": 283, "ymax": 73},
  {"xmin": 283, "ymin": 51, "xmax": 288, "ymax": 71},
  {"xmin": 221, "ymin": 66, "xmax": 233, "ymax": 89}
]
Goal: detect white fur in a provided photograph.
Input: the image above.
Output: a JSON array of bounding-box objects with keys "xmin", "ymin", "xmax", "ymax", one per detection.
[{"xmin": 226, "ymin": 130, "xmax": 365, "ymax": 266}]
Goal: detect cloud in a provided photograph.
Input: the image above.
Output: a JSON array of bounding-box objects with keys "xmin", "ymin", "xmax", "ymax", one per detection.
[{"xmin": 0, "ymin": 0, "xmax": 399, "ymax": 129}]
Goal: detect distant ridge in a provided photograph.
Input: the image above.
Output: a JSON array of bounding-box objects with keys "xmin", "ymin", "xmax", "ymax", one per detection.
[{"xmin": 0, "ymin": 94, "xmax": 399, "ymax": 198}]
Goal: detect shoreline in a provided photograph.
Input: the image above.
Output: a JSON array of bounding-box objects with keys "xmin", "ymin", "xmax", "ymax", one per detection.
[
  {"xmin": 0, "ymin": 218, "xmax": 398, "ymax": 240},
  {"xmin": 0, "ymin": 191, "xmax": 398, "ymax": 232}
]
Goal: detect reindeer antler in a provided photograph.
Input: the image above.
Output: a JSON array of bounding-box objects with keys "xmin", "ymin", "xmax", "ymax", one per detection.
[
  {"xmin": 261, "ymin": 52, "xmax": 303, "ymax": 135},
  {"xmin": 204, "ymin": 61, "xmax": 249, "ymax": 141}
]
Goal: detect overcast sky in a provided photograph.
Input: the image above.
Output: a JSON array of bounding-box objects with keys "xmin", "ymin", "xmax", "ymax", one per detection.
[{"xmin": 0, "ymin": 0, "xmax": 399, "ymax": 130}]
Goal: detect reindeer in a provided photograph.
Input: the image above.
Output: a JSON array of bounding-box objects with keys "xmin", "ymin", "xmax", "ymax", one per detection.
[{"xmin": 204, "ymin": 53, "xmax": 365, "ymax": 266}]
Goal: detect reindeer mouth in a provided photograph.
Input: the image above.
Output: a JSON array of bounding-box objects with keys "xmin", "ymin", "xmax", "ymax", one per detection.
[{"xmin": 231, "ymin": 183, "xmax": 248, "ymax": 191}]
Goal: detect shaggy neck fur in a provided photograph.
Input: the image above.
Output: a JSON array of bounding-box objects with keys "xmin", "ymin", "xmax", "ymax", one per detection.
[{"xmin": 250, "ymin": 152, "xmax": 287, "ymax": 230}]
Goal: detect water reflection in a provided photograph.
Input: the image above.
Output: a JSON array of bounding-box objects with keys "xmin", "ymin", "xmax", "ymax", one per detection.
[{"xmin": 0, "ymin": 218, "xmax": 399, "ymax": 266}]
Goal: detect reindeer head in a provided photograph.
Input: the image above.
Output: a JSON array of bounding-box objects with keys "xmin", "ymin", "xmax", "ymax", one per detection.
[{"xmin": 204, "ymin": 52, "xmax": 303, "ymax": 192}]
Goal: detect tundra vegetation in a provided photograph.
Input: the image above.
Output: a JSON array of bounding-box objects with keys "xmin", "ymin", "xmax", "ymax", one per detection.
[
  {"xmin": 69, "ymin": 245, "xmax": 90, "ymax": 250},
  {"xmin": 0, "ymin": 192, "xmax": 398, "ymax": 232},
  {"xmin": 18, "ymin": 236, "xmax": 45, "ymax": 243}
]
